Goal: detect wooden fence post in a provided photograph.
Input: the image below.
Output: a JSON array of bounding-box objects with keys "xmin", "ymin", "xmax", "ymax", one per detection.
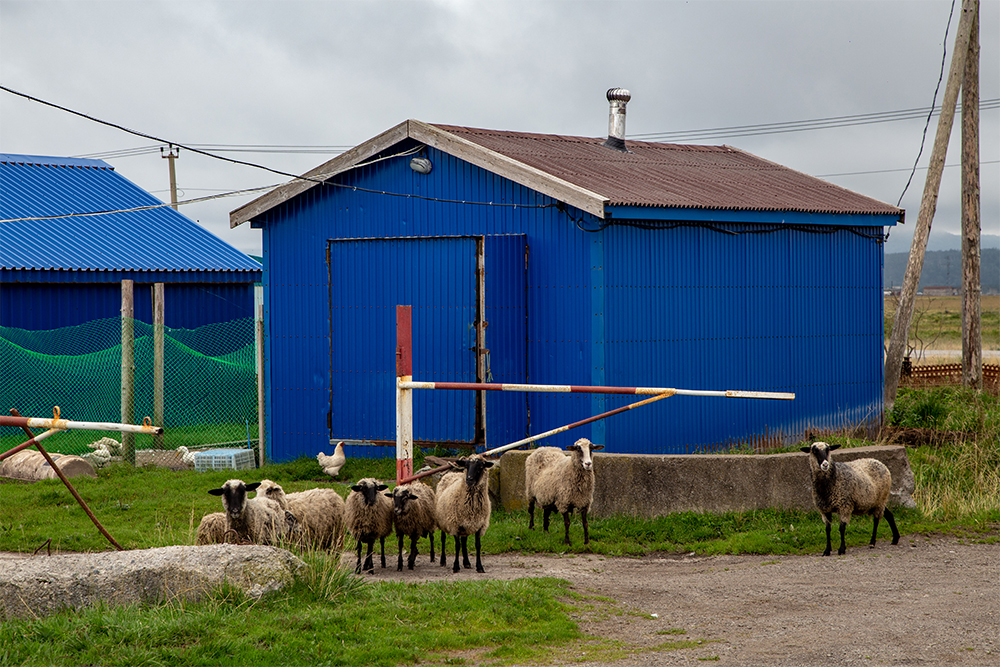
[{"xmin": 121, "ymin": 279, "xmax": 135, "ymax": 465}]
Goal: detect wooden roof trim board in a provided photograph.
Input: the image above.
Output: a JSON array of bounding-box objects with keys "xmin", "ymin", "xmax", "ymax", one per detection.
[
  {"xmin": 407, "ymin": 120, "xmax": 609, "ymax": 218},
  {"xmin": 230, "ymin": 120, "xmax": 610, "ymax": 227},
  {"xmin": 229, "ymin": 122, "xmax": 410, "ymax": 228}
]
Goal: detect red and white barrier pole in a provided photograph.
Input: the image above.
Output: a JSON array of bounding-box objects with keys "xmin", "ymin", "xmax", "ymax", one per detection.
[{"xmin": 396, "ymin": 305, "xmax": 414, "ymax": 484}]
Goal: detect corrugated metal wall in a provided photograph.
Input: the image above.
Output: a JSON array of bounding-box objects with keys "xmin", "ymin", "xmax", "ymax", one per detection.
[
  {"xmin": 260, "ymin": 144, "xmax": 886, "ymax": 461},
  {"xmin": 1, "ymin": 281, "xmax": 257, "ymax": 330}
]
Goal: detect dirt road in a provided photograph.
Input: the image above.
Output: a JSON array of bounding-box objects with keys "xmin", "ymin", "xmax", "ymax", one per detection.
[{"xmin": 363, "ymin": 534, "xmax": 998, "ymax": 666}]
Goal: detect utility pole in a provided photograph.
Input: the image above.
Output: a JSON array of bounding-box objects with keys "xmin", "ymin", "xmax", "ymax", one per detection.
[
  {"xmin": 161, "ymin": 144, "xmax": 180, "ymax": 211},
  {"xmin": 884, "ymin": 0, "xmax": 978, "ymax": 412},
  {"xmin": 961, "ymin": 0, "xmax": 981, "ymax": 390}
]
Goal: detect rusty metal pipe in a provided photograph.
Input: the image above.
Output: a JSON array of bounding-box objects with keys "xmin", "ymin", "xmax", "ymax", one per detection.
[
  {"xmin": 0, "ymin": 428, "xmax": 62, "ymax": 462},
  {"xmin": 8, "ymin": 409, "xmax": 124, "ymax": 552}
]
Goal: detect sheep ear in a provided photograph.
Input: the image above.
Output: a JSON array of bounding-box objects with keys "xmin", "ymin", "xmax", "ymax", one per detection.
[
  {"xmin": 383, "ymin": 491, "xmax": 394, "ymax": 498},
  {"xmin": 351, "ymin": 485, "xmax": 363, "ymax": 492},
  {"xmin": 828, "ymin": 444, "xmax": 841, "ymax": 451},
  {"xmin": 799, "ymin": 447, "xmax": 811, "ymax": 454},
  {"xmin": 591, "ymin": 444, "xmax": 605, "ymax": 451},
  {"xmin": 208, "ymin": 488, "xmax": 225, "ymax": 496},
  {"xmin": 377, "ymin": 483, "xmax": 388, "ymax": 491},
  {"xmin": 245, "ymin": 482, "xmax": 261, "ymax": 492},
  {"xmin": 484, "ymin": 461, "xmax": 494, "ymax": 468},
  {"xmin": 566, "ymin": 444, "xmax": 580, "ymax": 451}
]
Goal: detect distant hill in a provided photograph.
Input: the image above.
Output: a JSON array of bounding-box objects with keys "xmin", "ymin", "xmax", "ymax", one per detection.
[{"xmin": 884, "ymin": 248, "xmax": 1000, "ymax": 293}]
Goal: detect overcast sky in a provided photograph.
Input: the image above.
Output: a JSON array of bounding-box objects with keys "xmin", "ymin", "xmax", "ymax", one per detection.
[{"xmin": 1, "ymin": 0, "xmax": 997, "ymax": 258}]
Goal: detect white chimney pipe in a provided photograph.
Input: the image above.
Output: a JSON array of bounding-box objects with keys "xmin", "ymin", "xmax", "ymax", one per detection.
[{"xmin": 603, "ymin": 87, "xmax": 631, "ymax": 152}]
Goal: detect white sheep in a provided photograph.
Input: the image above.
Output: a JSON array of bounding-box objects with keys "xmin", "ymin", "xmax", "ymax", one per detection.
[
  {"xmin": 317, "ymin": 441, "xmax": 347, "ymax": 478},
  {"xmin": 256, "ymin": 479, "xmax": 346, "ymax": 552},
  {"xmin": 207, "ymin": 479, "xmax": 297, "ymax": 546},
  {"xmin": 801, "ymin": 442, "xmax": 900, "ymax": 556},
  {"xmin": 344, "ymin": 478, "xmax": 394, "ymax": 573},
  {"xmin": 195, "ymin": 511, "xmax": 229, "ymax": 545},
  {"xmin": 525, "ymin": 437, "xmax": 605, "ymax": 546},
  {"xmin": 435, "ymin": 455, "xmax": 494, "ymax": 573},
  {"xmin": 384, "ymin": 482, "xmax": 438, "ymax": 571}
]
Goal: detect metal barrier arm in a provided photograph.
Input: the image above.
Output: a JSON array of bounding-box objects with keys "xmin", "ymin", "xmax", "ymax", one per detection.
[{"xmin": 398, "ymin": 380, "xmax": 794, "ymax": 401}]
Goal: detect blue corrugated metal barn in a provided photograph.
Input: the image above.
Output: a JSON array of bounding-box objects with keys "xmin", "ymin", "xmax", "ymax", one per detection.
[
  {"xmin": 1, "ymin": 154, "xmax": 261, "ymax": 330},
  {"xmin": 231, "ymin": 107, "xmax": 902, "ymax": 462}
]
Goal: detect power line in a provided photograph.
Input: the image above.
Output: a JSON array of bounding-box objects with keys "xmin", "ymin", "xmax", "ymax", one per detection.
[
  {"xmin": 896, "ymin": 0, "xmax": 957, "ymax": 207},
  {"xmin": 631, "ymin": 99, "xmax": 998, "ymax": 143}
]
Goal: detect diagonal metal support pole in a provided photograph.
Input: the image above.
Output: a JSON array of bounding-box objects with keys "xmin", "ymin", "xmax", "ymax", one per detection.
[{"xmin": 8, "ymin": 409, "xmax": 124, "ymax": 551}]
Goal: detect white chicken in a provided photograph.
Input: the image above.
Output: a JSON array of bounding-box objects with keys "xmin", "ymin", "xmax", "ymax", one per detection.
[
  {"xmin": 176, "ymin": 446, "xmax": 197, "ymax": 467},
  {"xmin": 317, "ymin": 441, "xmax": 346, "ymax": 478}
]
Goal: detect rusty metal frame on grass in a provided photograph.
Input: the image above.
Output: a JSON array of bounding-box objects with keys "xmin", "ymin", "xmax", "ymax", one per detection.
[{"xmin": 1, "ymin": 407, "xmax": 165, "ymax": 552}]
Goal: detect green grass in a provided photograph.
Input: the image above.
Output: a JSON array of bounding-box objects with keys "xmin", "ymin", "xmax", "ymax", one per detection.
[{"xmin": 2, "ymin": 388, "xmax": 999, "ymax": 666}]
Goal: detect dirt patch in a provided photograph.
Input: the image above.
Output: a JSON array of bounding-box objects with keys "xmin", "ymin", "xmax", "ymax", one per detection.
[{"xmin": 359, "ymin": 534, "xmax": 999, "ymax": 666}]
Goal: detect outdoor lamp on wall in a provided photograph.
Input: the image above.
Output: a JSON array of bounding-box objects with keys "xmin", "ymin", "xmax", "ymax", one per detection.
[{"xmin": 409, "ymin": 156, "xmax": 432, "ymax": 174}]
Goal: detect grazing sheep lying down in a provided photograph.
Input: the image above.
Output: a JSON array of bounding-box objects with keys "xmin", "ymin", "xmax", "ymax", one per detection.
[
  {"xmin": 195, "ymin": 511, "xmax": 230, "ymax": 545},
  {"xmin": 801, "ymin": 442, "xmax": 900, "ymax": 556},
  {"xmin": 436, "ymin": 455, "xmax": 493, "ymax": 573},
  {"xmin": 256, "ymin": 479, "xmax": 347, "ymax": 552},
  {"xmin": 344, "ymin": 478, "xmax": 394, "ymax": 574},
  {"xmin": 385, "ymin": 482, "xmax": 437, "ymax": 571},
  {"xmin": 525, "ymin": 438, "xmax": 604, "ymax": 545},
  {"xmin": 207, "ymin": 479, "xmax": 297, "ymax": 546}
]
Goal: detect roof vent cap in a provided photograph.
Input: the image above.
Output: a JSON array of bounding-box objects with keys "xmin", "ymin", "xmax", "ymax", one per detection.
[{"xmin": 603, "ymin": 87, "xmax": 631, "ymax": 152}]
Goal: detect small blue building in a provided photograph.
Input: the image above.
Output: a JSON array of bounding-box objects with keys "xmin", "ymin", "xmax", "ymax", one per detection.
[
  {"xmin": 1, "ymin": 154, "xmax": 261, "ymax": 330},
  {"xmin": 232, "ymin": 96, "xmax": 902, "ymax": 462}
]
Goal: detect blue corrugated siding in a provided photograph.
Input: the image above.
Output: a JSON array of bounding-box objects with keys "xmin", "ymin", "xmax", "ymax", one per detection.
[
  {"xmin": 260, "ymin": 145, "xmax": 887, "ymax": 461},
  {"xmin": 329, "ymin": 237, "xmax": 478, "ymax": 446},
  {"xmin": 0, "ymin": 282, "xmax": 256, "ymax": 330}
]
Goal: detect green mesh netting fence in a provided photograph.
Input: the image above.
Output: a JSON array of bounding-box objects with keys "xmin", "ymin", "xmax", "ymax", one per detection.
[{"xmin": 0, "ymin": 317, "xmax": 259, "ymax": 459}]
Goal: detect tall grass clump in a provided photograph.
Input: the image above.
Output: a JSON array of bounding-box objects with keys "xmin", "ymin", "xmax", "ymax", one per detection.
[{"xmin": 891, "ymin": 387, "xmax": 1000, "ymax": 524}]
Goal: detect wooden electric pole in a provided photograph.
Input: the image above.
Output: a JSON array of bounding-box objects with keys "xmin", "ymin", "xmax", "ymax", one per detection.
[
  {"xmin": 884, "ymin": 0, "xmax": 978, "ymax": 412},
  {"xmin": 961, "ymin": 0, "xmax": 981, "ymax": 390},
  {"xmin": 161, "ymin": 145, "xmax": 179, "ymax": 211}
]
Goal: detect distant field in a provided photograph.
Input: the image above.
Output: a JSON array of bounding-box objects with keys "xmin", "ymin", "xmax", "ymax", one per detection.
[{"xmin": 884, "ymin": 295, "xmax": 1000, "ymax": 353}]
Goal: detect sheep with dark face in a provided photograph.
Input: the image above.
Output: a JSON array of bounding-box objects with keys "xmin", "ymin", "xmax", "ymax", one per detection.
[
  {"xmin": 435, "ymin": 455, "xmax": 493, "ymax": 573},
  {"xmin": 207, "ymin": 479, "xmax": 297, "ymax": 545},
  {"xmin": 344, "ymin": 478, "xmax": 393, "ymax": 574},
  {"xmin": 525, "ymin": 438, "xmax": 605, "ymax": 545},
  {"xmin": 384, "ymin": 482, "xmax": 438, "ymax": 571},
  {"xmin": 801, "ymin": 442, "xmax": 900, "ymax": 556}
]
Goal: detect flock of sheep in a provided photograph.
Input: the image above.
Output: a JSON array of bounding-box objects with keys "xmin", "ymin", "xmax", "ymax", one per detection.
[{"xmin": 197, "ymin": 438, "xmax": 900, "ymax": 574}]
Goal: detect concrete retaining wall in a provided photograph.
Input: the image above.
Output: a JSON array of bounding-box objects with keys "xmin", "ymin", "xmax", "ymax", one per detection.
[{"xmin": 496, "ymin": 445, "xmax": 915, "ymax": 517}]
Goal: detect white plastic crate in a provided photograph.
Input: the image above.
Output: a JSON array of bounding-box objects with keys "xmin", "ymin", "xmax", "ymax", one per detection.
[{"xmin": 194, "ymin": 448, "xmax": 256, "ymax": 472}]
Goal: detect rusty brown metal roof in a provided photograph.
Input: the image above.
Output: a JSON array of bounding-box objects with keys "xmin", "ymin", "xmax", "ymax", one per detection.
[{"xmin": 432, "ymin": 124, "xmax": 902, "ymax": 217}]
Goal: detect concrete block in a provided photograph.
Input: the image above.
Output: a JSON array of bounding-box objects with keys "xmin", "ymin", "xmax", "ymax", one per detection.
[{"xmin": 498, "ymin": 445, "xmax": 915, "ymax": 518}]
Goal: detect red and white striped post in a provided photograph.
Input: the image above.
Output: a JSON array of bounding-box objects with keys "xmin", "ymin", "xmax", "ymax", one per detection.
[{"xmin": 396, "ymin": 305, "xmax": 414, "ymax": 484}]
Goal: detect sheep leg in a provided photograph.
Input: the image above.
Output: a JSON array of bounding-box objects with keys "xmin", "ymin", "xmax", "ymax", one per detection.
[
  {"xmin": 363, "ymin": 539, "xmax": 376, "ymax": 573},
  {"xmin": 408, "ymin": 534, "xmax": 419, "ymax": 570},
  {"xmin": 581, "ymin": 506, "xmax": 590, "ymax": 545},
  {"xmin": 884, "ymin": 508, "xmax": 900, "ymax": 545},
  {"xmin": 474, "ymin": 533, "xmax": 485, "ymax": 573},
  {"xmin": 440, "ymin": 530, "xmax": 448, "ymax": 567},
  {"xmin": 527, "ymin": 498, "xmax": 536, "ymax": 530},
  {"xmin": 428, "ymin": 529, "xmax": 436, "ymax": 563},
  {"xmin": 461, "ymin": 535, "xmax": 472, "ymax": 570},
  {"xmin": 869, "ymin": 514, "xmax": 881, "ymax": 548},
  {"xmin": 452, "ymin": 535, "xmax": 462, "ymax": 573},
  {"xmin": 379, "ymin": 535, "xmax": 387, "ymax": 569},
  {"xmin": 542, "ymin": 505, "xmax": 554, "ymax": 532},
  {"xmin": 562, "ymin": 511, "xmax": 572, "ymax": 546},
  {"xmin": 822, "ymin": 513, "xmax": 833, "ymax": 557},
  {"xmin": 837, "ymin": 520, "xmax": 849, "ymax": 556},
  {"xmin": 355, "ymin": 539, "xmax": 364, "ymax": 574},
  {"xmin": 396, "ymin": 533, "xmax": 405, "ymax": 571}
]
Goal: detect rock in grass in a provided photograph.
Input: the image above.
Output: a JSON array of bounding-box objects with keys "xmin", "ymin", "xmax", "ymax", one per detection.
[{"xmin": 0, "ymin": 544, "xmax": 305, "ymax": 619}]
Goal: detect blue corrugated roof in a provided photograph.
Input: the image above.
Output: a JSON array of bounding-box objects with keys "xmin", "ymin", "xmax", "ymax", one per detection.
[{"xmin": 0, "ymin": 153, "xmax": 261, "ymax": 273}]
